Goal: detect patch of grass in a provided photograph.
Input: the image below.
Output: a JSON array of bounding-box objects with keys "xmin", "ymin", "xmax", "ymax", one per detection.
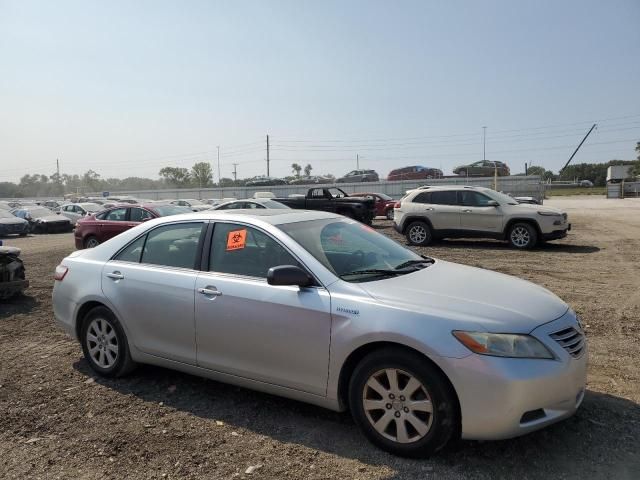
[{"xmin": 546, "ymin": 187, "xmax": 605, "ymax": 196}]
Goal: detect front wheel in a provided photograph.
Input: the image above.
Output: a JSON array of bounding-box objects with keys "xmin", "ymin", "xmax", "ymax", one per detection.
[
  {"xmin": 80, "ymin": 306, "xmax": 136, "ymax": 377},
  {"xmin": 508, "ymin": 222, "xmax": 537, "ymax": 249},
  {"xmin": 349, "ymin": 348, "xmax": 458, "ymax": 458},
  {"xmin": 405, "ymin": 221, "xmax": 432, "ymax": 246}
]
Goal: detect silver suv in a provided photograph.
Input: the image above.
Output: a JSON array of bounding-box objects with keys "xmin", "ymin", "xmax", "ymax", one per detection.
[{"xmin": 394, "ymin": 186, "xmax": 570, "ymax": 249}]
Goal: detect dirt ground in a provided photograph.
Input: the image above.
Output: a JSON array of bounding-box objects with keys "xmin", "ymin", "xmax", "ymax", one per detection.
[{"xmin": 1, "ymin": 195, "xmax": 639, "ymax": 480}]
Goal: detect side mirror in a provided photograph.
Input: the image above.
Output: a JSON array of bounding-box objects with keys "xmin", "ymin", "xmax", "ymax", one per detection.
[
  {"xmin": 486, "ymin": 200, "xmax": 499, "ymax": 207},
  {"xmin": 267, "ymin": 265, "xmax": 313, "ymax": 287}
]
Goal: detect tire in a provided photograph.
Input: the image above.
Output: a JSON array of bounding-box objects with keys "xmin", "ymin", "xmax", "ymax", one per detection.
[
  {"xmin": 80, "ymin": 306, "xmax": 136, "ymax": 378},
  {"xmin": 405, "ymin": 221, "xmax": 432, "ymax": 246},
  {"xmin": 348, "ymin": 347, "xmax": 458, "ymax": 458},
  {"xmin": 457, "ymin": 169, "xmax": 467, "ymax": 177},
  {"xmin": 19, "ymin": 233, "xmax": 27, "ymax": 237},
  {"xmin": 385, "ymin": 209, "xmax": 394, "ymax": 220},
  {"xmin": 84, "ymin": 236, "xmax": 100, "ymax": 249},
  {"xmin": 508, "ymin": 222, "xmax": 538, "ymax": 249}
]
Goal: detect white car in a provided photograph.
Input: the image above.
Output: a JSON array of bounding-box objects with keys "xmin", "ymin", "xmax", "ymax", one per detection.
[
  {"xmin": 59, "ymin": 203, "xmax": 103, "ymax": 224},
  {"xmin": 394, "ymin": 186, "xmax": 569, "ymax": 249},
  {"xmin": 53, "ymin": 210, "xmax": 586, "ymax": 457}
]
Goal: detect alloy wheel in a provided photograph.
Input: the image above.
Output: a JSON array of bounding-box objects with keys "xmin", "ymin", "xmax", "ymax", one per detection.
[
  {"xmin": 362, "ymin": 368, "xmax": 434, "ymax": 444},
  {"xmin": 86, "ymin": 318, "xmax": 119, "ymax": 368},
  {"xmin": 510, "ymin": 226, "xmax": 531, "ymax": 247},
  {"xmin": 408, "ymin": 225, "xmax": 427, "ymax": 244},
  {"xmin": 86, "ymin": 238, "xmax": 100, "ymax": 248}
]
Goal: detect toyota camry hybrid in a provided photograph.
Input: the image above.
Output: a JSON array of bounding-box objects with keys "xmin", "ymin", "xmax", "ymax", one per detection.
[{"xmin": 52, "ymin": 210, "xmax": 587, "ymax": 457}]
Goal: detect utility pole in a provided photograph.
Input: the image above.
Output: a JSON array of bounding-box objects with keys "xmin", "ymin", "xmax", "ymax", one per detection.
[
  {"xmin": 217, "ymin": 146, "xmax": 221, "ymax": 186},
  {"xmin": 482, "ymin": 126, "xmax": 487, "ymax": 161},
  {"xmin": 525, "ymin": 162, "xmax": 528, "ymax": 176},
  {"xmin": 232, "ymin": 163, "xmax": 238, "ymax": 182},
  {"xmin": 560, "ymin": 123, "xmax": 597, "ymax": 174},
  {"xmin": 356, "ymin": 154, "xmax": 359, "ymax": 169},
  {"xmin": 266, "ymin": 135, "xmax": 270, "ymax": 177}
]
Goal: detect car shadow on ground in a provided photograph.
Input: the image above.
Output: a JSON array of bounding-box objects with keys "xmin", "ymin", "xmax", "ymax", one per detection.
[
  {"xmin": 433, "ymin": 239, "xmax": 600, "ymax": 254},
  {"xmin": 0, "ymin": 293, "xmax": 39, "ymax": 319},
  {"xmin": 73, "ymin": 360, "xmax": 639, "ymax": 478}
]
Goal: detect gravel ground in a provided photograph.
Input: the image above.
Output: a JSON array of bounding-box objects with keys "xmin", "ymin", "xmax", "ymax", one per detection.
[{"xmin": 1, "ymin": 196, "xmax": 639, "ymax": 479}]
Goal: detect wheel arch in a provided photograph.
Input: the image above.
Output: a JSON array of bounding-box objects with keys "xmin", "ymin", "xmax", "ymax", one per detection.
[
  {"xmin": 75, "ymin": 300, "xmax": 109, "ymax": 340},
  {"xmin": 336, "ymin": 341, "xmax": 461, "ymax": 424},
  {"xmin": 401, "ymin": 216, "xmax": 434, "ymax": 234}
]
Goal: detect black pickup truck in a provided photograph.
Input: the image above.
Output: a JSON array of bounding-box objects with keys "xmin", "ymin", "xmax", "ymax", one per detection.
[{"xmin": 274, "ymin": 187, "xmax": 376, "ymax": 224}]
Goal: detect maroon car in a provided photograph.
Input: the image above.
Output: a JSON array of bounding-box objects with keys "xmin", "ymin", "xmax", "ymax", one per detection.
[
  {"xmin": 387, "ymin": 165, "xmax": 444, "ymax": 181},
  {"xmin": 350, "ymin": 192, "xmax": 396, "ymax": 220},
  {"xmin": 74, "ymin": 203, "xmax": 191, "ymax": 249}
]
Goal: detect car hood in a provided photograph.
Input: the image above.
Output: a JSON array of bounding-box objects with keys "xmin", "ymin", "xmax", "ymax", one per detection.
[
  {"xmin": 510, "ymin": 203, "xmax": 565, "ymax": 215},
  {"xmin": 358, "ymin": 260, "xmax": 568, "ymax": 333},
  {"xmin": 0, "ymin": 217, "xmax": 27, "ymax": 225},
  {"xmin": 190, "ymin": 205, "xmax": 211, "ymax": 211},
  {"xmin": 34, "ymin": 214, "xmax": 71, "ymax": 223}
]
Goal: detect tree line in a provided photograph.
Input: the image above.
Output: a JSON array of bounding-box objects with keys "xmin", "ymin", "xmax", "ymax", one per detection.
[{"xmin": 2, "ymin": 145, "xmax": 639, "ymax": 198}]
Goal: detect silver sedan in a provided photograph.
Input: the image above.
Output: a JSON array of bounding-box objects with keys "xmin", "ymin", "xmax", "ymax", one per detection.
[{"xmin": 52, "ymin": 210, "xmax": 587, "ymax": 457}]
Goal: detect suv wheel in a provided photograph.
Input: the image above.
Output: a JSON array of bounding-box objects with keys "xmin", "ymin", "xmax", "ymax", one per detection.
[
  {"xmin": 406, "ymin": 221, "xmax": 432, "ymax": 246},
  {"xmin": 349, "ymin": 348, "xmax": 458, "ymax": 458},
  {"xmin": 508, "ymin": 222, "xmax": 537, "ymax": 249}
]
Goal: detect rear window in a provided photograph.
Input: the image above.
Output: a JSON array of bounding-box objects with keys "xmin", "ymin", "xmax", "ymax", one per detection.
[{"xmin": 430, "ymin": 191, "xmax": 457, "ymax": 205}]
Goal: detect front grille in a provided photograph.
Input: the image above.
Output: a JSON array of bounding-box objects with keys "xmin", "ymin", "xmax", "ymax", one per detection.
[{"xmin": 550, "ymin": 327, "xmax": 585, "ymax": 358}]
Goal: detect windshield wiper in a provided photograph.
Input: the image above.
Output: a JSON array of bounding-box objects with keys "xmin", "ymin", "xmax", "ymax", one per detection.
[
  {"xmin": 339, "ymin": 269, "xmax": 404, "ymax": 279},
  {"xmin": 394, "ymin": 258, "xmax": 435, "ymax": 270}
]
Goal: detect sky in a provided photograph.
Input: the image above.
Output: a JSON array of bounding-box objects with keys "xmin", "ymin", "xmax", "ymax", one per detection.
[{"xmin": 1, "ymin": 0, "xmax": 639, "ymax": 183}]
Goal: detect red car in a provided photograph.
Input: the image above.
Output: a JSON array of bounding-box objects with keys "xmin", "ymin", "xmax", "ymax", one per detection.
[
  {"xmin": 350, "ymin": 192, "xmax": 396, "ymax": 220},
  {"xmin": 387, "ymin": 165, "xmax": 444, "ymax": 181},
  {"xmin": 74, "ymin": 203, "xmax": 191, "ymax": 249}
]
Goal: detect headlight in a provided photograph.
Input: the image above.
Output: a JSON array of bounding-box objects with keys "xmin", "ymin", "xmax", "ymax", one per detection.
[
  {"xmin": 452, "ymin": 331, "xmax": 554, "ymax": 359},
  {"xmin": 537, "ymin": 211, "xmax": 562, "ymax": 217}
]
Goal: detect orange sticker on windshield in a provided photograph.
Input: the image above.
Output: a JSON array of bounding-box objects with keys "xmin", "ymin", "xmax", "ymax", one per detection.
[{"xmin": 226, "ymin": 229, "xmax": 247, "ymax": 251}]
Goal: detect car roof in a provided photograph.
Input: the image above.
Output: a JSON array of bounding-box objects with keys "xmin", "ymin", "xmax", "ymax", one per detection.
[
  {"xmin": 412, "ymin": 185, "xmax": 494, "ymax": 193},
  {"xmin": 155, "ymin": 209, "xmax": 341, "ymax": 226}
]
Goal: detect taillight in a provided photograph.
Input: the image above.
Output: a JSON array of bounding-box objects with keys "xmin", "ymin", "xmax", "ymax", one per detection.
[
  {"xmin": 394, "ymin": 202, "xmax": 401, "ymax": 209},
  {"xmin": 54, "ymin": 265, "xmax": 69, "ymax": 281}
]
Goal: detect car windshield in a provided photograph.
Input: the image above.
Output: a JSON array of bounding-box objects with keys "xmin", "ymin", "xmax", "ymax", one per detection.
[
  {"xmin": 26, "ymin": 207, "xmax": 54, "ymax": 217},
  {"xmin": 376, "ymin": 193, "xmax": 392, "ymax": 201},
  {"xmin": 279, "ymin": 218, "xmax": 432, "ymax": 282},
  {"xmin": 260, "ymin": 200, "xmax": 290, "ymax": 209},
  {"xmin": 151, "ymin": 205, "xmax": 193, "ymax": 216},
  {"xmin": 484, "ymin": 190, "xmax": 519, "ymax": 206},
  {"xmin": 186, "ymin": 199, "xmax": 204, "ymax": 205}
]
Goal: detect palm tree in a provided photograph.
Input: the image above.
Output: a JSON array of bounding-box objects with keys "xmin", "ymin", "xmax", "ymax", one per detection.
[
  {"xmin": 304, "ymin": 164, "xmax": 313, "ymax": 176},
  {"xmin": 291, "ymin": 163, "xmax": 302, "ymax": 177}
]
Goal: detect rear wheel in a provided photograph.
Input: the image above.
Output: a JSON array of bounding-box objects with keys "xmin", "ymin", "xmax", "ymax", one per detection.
[
  {"xmin": 80, "ymin": 306, "xmax": 135, "ymax": 377},
  {"xmin": 386, "ymin": 209, "xmax": 394, "ymax": 220},
  {"xmin": 84, "ymin": 236, "xmax": 100, "ymax": 248},
  {"xmin": 349, "ymin": 348, "xmax": 458, "ymax": 458},
  {"xmin": 405, "ymin": 221, "xmax": 432, "ymax": 246},
  {"xmin": 508, "ymin": 222, "xmax": 537, "ymax": 249}
]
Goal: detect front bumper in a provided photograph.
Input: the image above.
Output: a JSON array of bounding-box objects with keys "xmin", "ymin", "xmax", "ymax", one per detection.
[
  {"xmin": 441, "ymin": 311, "xmax": 587, "ymax": 440},
  {"xmin": 542, "ymin": 224, "xmax": 571, "ymax": 241}
]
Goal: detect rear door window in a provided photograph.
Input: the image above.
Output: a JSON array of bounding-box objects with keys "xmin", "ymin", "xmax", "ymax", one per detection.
[
  {"xmin": 104, "ymin": 208, "xmax": 128, "ymax": 221},
  {"xmin": 130, "ymin": 208, "xmax": 153, "ymax": 222},
  {"xmin": 429, "ymin": 191, "xmax": 458, "ymax": 205},
  {"xmin": 140, "ymin": 223, "xmax": 204, "ymax": 269},
  {"xmin": 413, "ymin": 192, "xmax": 432, "ymax": 204}
]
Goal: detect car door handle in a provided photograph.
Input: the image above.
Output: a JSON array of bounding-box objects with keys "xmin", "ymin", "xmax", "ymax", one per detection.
[
  {"xmin": 423, "ymin": 207, "xmax": 434, "ymax": 211},
  {"xmin": 198, "ymin": 286, "xmax": 222, "ymax": 296},
  {"xmin": 106, "ymin": 271, "xmax": 124, "ymax": 280},
  {"xmin": 461, "ymin": 209, "xmax": 473, "ymax": 213}
]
